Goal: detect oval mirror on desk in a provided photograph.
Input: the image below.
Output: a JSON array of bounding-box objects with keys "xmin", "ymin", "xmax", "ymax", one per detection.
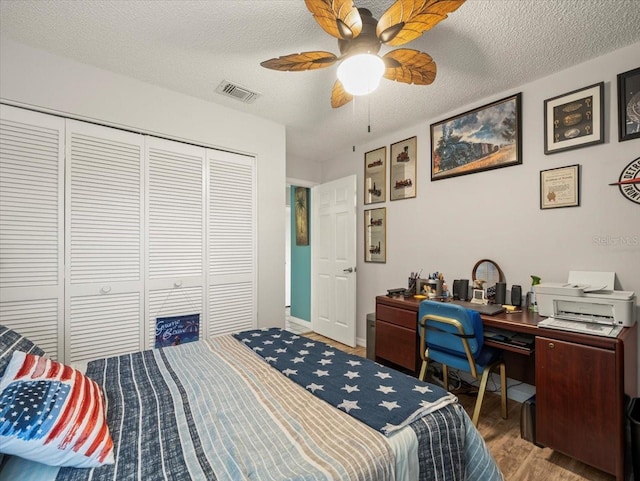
[{"xmin": 472, "ymin": 259, "xmax": 504, "ymax": 288}]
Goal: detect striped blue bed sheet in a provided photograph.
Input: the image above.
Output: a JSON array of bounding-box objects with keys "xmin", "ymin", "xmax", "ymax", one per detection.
[{"xmin": 0, "ymin": 332, "xmax": 503, "ymax": 481}]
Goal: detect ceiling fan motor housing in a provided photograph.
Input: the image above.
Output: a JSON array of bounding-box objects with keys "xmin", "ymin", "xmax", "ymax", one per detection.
[{"xmin": 338, "ymin": 8, "xmax": 381, "ymax": 58}]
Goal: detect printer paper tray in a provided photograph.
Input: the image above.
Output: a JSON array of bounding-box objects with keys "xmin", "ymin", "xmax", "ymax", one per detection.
[{"xmin": 539, "ymin": 317, "xmax": 623, "ymax": 338}]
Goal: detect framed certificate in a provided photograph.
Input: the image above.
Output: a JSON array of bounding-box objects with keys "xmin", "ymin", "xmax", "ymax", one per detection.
[{"xmin": 540, "ymin": 164, "xmax": 580, "ymax": 209}]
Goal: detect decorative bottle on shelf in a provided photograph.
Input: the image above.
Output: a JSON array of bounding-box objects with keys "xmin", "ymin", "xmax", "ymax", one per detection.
[{"xmin": 529, "ymin": 275, "xmax": 541, "ymax": 312}]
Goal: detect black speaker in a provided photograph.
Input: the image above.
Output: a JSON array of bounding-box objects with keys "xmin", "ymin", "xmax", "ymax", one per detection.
[
  {"xmin": 453, "ymin": 279, "xmax": 469, "ymax": 301},
  {"xmin": 495, "ymin": 282, "xmax": 506, "ymax": 305},
  {"xmin": 511, "ymin": 285, "xmax": 522, "ymax": 307}
]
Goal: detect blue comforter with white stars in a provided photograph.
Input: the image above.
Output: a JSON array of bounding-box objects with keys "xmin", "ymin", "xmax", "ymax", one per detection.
[{"xmin": 234, "ymin": 328, "xmax": 457, "ymax": 436}]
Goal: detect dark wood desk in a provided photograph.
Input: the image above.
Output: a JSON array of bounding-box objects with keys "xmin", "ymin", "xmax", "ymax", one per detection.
[{"xmin": 375, "ymin": 295, "xmax": 638, "ymax": 481}]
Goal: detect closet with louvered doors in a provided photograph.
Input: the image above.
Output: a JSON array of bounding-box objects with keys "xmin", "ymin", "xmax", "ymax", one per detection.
[{"xmin": 0, "ymin": 105, "xmax": 257, "ymax": 364}]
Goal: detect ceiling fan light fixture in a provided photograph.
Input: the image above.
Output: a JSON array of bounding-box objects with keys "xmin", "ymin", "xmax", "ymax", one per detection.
[{"xmin": 337, "ymin": 53, "xmax": 385, "ymax": 96}]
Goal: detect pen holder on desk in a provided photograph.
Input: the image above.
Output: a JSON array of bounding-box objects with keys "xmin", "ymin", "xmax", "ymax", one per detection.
[{"xmin": 427, "ymin": 279, "xmax": 443, "ymax": 298}]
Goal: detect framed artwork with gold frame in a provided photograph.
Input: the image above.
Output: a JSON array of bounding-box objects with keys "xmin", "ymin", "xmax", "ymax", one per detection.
[
  {"xmin": 364, "ymin": 146, "xmax": 386, "ymax": 204},
  {"xmin": 294, "ymin": 186, "xmax": 309, "ymax": 245},
  {"xmin": 390, "ymin": 136, "xmax": 417, "ymax": 200},
  {"xmin": 364, "ymin": 208, "xmax": 386, "ymax": 263}
]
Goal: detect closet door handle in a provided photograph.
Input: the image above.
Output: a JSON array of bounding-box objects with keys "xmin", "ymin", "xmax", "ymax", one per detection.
[
  {"xmin": 100, "ymin": 286, "xmax": 112, "ymax": 294},
  {"xmin": 174, "ymin": 280, "xmax": 183, "ymax": 288}
]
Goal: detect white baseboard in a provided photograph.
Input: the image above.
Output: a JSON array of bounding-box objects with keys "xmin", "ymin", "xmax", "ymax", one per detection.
[{"xmin": 286, "ymin": 316, "xmax": 310, "ymax": 334}]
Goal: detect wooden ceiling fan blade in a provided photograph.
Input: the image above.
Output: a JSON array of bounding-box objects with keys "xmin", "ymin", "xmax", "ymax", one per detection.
[
  {"xmin": 382, "ymin": 49, "xmax": 437, "ymax": 85},
  {"xmin": 377, "ymin": 0, "xmax": 466, "ymax": 46},
  {"xmin": 331, "ymin": 80, "xmax": 354, "ymax": 108},
  {"xmin": 260, "ymin": 51, "xmax": 338, "ymax": 71},
  {"xmin": 304, "ymin": 0, "xmax": 362, "ymax": 40}
]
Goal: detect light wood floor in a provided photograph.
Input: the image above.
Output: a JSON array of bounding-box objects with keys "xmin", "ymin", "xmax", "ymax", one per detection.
[{"xmin": 303, "ymin": 331, "xmax": 616, "ymax": 481}]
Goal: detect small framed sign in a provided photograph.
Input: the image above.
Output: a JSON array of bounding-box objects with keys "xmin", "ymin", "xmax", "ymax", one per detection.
[{"xmin": 155, "ymin": 313, "xmax": 200, "ymax": 348}]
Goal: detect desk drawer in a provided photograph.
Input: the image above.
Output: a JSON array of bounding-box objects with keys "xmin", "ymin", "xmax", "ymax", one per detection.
[
  {"xmin": 377, "ymin": 304, "xmax": 416, "ymax": 329},
  {"xmin": 375, "ymin": 319, "xmax": 417, "ymax": 371}
]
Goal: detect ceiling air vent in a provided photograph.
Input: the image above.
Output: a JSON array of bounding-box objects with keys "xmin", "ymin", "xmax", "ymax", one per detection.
[{"xmin": 215, "ymin": 81, "xmax": 260, "ymax": 104}]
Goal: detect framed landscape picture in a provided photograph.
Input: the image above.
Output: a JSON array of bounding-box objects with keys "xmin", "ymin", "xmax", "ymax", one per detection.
[
  {"xmin": 431, "ymin": 93, "xmax": 522, "ymax": 181},
  {"xmin": 364, "ymin": 208, "xmax": 386, "ymax": 263},
  {"xmin": 390, "ymin": 136, "xmax": 416, "ymax": 200},
  {"xmin": 364, "ymin": 146, "xmax": 386, "ymax": 204},
  {"xmin": 544, "ymin": 82, "xmax": 604, "ymax": 154}
]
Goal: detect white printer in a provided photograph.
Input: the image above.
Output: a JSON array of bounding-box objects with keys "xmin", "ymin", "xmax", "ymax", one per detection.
[{"xmin": 535, "ymin": 271, "xmax": 636, "ymax": 337}]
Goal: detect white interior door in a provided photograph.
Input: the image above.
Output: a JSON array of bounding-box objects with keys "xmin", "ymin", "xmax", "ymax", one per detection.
[{"xmin": 311, "ymin": 175, "xmax": 357, "ymax": 347}]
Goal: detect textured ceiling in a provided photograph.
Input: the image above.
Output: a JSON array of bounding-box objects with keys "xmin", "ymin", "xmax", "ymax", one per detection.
[{"xmin": 1, "ymin": 0, "xmax": 639, "ymax": 165}]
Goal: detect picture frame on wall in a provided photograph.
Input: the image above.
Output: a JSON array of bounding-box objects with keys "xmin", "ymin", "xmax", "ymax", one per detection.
[
  {"xmin": 430, "ymin": 93, "xmax": 522, "ymax": 181},
  {"xmin": 364, "ymin": 146, "xmax": 386, "ymax": 204},
  {"xmin": 390, "ymin": 136, "xmax": 416, "ymax": 200},
  {"xmin": 617, "ymin": 67, "xmax": 640, "ymax": 142},
  {"xmin": 364, "ymin": 207, "xmax": 386, "ymax": 263},
  {"xmin": 540, "ymin": 164, "xmax": 580, "ymax": 209},
  {"xmin": 294, "ymin": 186, "xmax": 309, "ymax": 245},
  {"xmin": 544, "ymin": 82, "xmax": 604, "ymax": 154}
]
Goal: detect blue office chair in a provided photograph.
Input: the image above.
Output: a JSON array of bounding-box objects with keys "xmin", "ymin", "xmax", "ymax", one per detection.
[{"xmin": 418, "ymin": 300, "xmax": 507, "ymax": 426}]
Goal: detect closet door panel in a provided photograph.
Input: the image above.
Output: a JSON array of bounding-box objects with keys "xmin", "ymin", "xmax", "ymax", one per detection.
[
  {"xmin": 207, "ymin": 151, "xmax": 256, "ymax": 336},
  {"xmin": 0, "ymin": 105, "xmax": 64, "ymax": 358},
  {"xmin": 65, "ymin": 120, "xmax": 144, "ymax": 363},
  {"xmin": 68, "ymin": 291, "xmax": 141, "ymax": 364},
  {"xmin": 145, "ymin": 137, "xmax": 205, "ymax": 348}
]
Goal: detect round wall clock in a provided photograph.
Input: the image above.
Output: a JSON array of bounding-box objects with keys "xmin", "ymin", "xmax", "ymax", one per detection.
[{"xmin": 609, "ymin": 157, "xmax": 640, "ymax": 204}]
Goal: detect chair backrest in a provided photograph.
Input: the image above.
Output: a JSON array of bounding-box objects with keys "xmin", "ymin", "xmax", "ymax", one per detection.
[{"xmin": 418, "ymin": 300, "xmax": 484, "ymax": 374}]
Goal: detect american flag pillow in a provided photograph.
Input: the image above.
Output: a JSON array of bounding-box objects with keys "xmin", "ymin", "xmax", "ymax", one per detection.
[{"xmin": 0, "ymin": 351, "xmax": 114, "ymax": 468}]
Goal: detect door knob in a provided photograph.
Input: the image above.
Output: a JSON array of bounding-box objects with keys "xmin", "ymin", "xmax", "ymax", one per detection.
[{"xmin": 343, "ymin": 267, "xmax": 354, "ymax": 273}]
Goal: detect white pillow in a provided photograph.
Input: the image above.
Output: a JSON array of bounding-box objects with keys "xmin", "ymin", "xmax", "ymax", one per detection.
[{"xmin": 0, "ymin": 351, "xmax": 114, "ymax": 468}]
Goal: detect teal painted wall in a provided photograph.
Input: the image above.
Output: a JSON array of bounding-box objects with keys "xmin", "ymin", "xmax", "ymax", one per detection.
[{"xmin": 290, "ymin": 187, "xmax": 311, "ymax": 322}]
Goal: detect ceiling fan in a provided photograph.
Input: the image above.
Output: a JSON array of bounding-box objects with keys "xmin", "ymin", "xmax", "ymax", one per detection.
[{"xmin": 260, "ymin": 0, "xmax": 466, "ymax": 108}]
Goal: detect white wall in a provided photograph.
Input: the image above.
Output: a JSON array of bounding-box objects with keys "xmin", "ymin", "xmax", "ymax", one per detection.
[
  {"xmin": 0, "ymin": 38, "xmax": 286, "ymax": 329},
  {"xmin": 286, "ymin": 153, "xmax": 323, "ymax": 184},
  {"xmin": 323, "ymin": 42, "xmax": 640, "ymax": 368}
]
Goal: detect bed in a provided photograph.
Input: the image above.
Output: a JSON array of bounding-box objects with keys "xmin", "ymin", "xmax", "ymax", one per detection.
[{"xmin": 0, "ymin": 327, "xmax": 503, "ymax": 481}]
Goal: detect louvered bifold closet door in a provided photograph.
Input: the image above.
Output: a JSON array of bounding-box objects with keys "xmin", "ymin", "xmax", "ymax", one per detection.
[
  {"xmin": 0, "ymin": 106, "xmax": 64, "ymax": 358},
  {"xmin": 208, "ymin": 150, "xmax": 256, "ymax": 336},
  {"xmin": 145, "ymin": 137, "xmax": 205, "ymax": 348},
  {"xmin": 65, "ymin": 120, "xmax": 144, "ymax": 364}
]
